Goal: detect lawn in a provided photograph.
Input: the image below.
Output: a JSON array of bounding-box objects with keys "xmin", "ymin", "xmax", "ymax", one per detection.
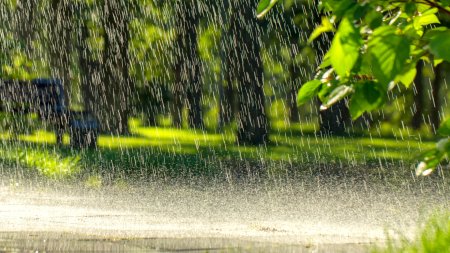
[{"xmin": 0, "ymin": 118, "xmax": 437, "ymax": 183}]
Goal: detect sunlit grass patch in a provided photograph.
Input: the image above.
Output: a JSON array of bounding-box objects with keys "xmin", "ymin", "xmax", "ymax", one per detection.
[
  {"xmin": 357, "ymin": 138, "xmax": 434, "ymax": 151},
  {"xmin": 270, "ymin": 132, "xmax": 435, "ymax": 163},
  {"xmin": 98, "ymin": 135, "xmax": 152, "ymax": 149},
  {"xmin": 271, "ymin": 119, "xmax": 318, "ymax": 134},
  {"xmin": 0, "ymin": 119, "xmax": 440, "ymax": 181},
  {"xmin": 133, "ymin": 126, "xmax": 234, "ymax": 146},
  {"xmin": 0, "ymin": 145, "xmax": 81, "ymax": 178},
  {"xmin": 0, "ymin": 133, "xmax": 10, "ymax": 139},
  {"xmin": 18, "ymin": 130, "xmax": 70, "ymax": 145},
  {"xmin": 371, "ymin": 122, "xmax": 435, "ymax": 141},
  {"xmin": 372, "ymin": 212, "xmax": 450, "ymax": 253}
]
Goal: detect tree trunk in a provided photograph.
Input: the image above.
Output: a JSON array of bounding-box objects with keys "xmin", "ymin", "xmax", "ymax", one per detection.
[
  {"xmin": 412, "ymin": 60, "xmax": 425, "ymax": 130},
  {"xmin": 218, "ymin": 0, "xmax": 235, "ymax": 128},
  {"xmin": 171, "ymin": 64, "xmax": 184, "ymax": 128},
  {"xmin": 287, "ymin": 40, "xmax": 301, "ymax": 123},
  {"xmin": 48, "ymin": 0, "xmax": 73, "ymax": 106},
  {"xmin": 430, "ymin": 63, "xmax": 444, "ymax": 133},
  {"xmin": 319, "ymin": 100, "xmax": 350, "ymax": 135},
  {"xmin": 173, "ymin": 1, "xmax": 203, "ymax": 129},
  {"xmin": 220, "ymin": 73, "xmax": 235, "ymax": 126},
  {"xmin": 15, "ymin": 0, "xmax": 36, "ymax": 56},
  {"xmin": 231, "ymin": 0, "xmax": 268, "ymax": 145},
  {"xmin": 100, "ymin": 0, "xmax": 133, "ymax": 134},
  {"xmin": 77, "ymin": 20, "xmax": 101, "ymax": 121},
  {"xmin": 219, "ymin": 34, "xmax": 235, "ymax": 127}
]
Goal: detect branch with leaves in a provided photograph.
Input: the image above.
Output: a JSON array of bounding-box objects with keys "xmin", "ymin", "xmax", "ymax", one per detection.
[{"xmin": 258, "ymin": 0, "xmax": 450, "ymax": 176}]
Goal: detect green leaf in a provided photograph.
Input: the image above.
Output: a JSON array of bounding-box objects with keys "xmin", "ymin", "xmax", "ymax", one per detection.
[
  {"xmin": 434, "ymin": 58, "xmax": 444, "ymax": 67},
  {"xmin": 352, "ymin": 53, "xmax": 373, "ymax": 76},
  {"xmin": 349, "ymin": 81, "xmax": 386, "ymax": 119},
  {"xmin": 297, "ymin": 80, "xmax": 322, "ymax": 105},
  {"xmin": 368, "ymin": 26, "xmax": 410, "ymax": 87},
  {"xmin": 428, "ymin": 30, "xmax": 450, "ymax": 62},
  {"xmin": 329, "ymin": 18, "xmax": 362, "ymax": 78},
  {"xmin": 318, "ymin": 80, "xmax": 339, "ymax": 102},
  {"xmin": 321, "ymin": 0, "xmax": 356, "ymax": 19},
  {"xmin": 257, "ymin": 0, "xmax": 278, "ymax": 19},
  {"xmin": 320, "ymin": 52, "xmax": 332, "ymax": 68},
  {"xmin": 308, "ymin": 17, "xmax": 334, "ymax": 43},
  {"xmin": 424, "ymin": 27, "xmax": 448, "ymax": 40},
  {"xmin": 416, "ymin": 148, "xmax": 443, "ymax": 176},
  {"xmin": 404, "ymin": 2, "xmax": 417, "ymax": 16},
  {"xmin": 438, "ymin": 118, "xmax": 450, "ymax": 136},
  {"xmin": 395, "ymin": 65, "xmax": 417, "ymax": 88},
  {"xmin": 365, "ymin": 10, "xmax": 383, "ymax": 30},
  {"xmin": 413, "ymin": 13, "xmax": 440, "ymax": 29},
  {"xmin": 320, "ymin": 85, "xmax": 353, "ymax": 110}
]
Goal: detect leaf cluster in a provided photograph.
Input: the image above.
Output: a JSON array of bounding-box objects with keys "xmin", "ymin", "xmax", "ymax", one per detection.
[
  {"xmin": 259, "ymin": 0, "xmax": 450, "ymax": 175},
  {"xmin": 298, "ymin": 0, "xmax": 450, "ymax": 119}
]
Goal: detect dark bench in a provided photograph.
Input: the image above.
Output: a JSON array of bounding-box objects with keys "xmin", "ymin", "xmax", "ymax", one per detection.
[{"xmin": 0, "ymin": 78, "xmax": 99, "ymax": 148}]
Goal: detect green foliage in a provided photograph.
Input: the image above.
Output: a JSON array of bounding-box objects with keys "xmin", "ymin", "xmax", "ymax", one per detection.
[
  {"xmin": 367, "ymin": 26, "xmax": 411, "ymax": 87},
  {"xmin": 349, "ymin": 81, "xmax": 386, "ymax": 119},
  {"xmin": 372, "ymin": 212, "xmax": 450, "ymax": 253},
  {"xmin": 308, "ymin": 16, "xmax": 335, "ymax": 43},
  {"xmin": 257, "ymin": 0, "xmax": 279, "ymax": 18},
  {"xmin": 0, "ymin": 145, "xmax": 81, "ymax": 178},
  {"xmin": 297, "ymin": 0, "xmax": 448, "ymax": 116},
  {"xmin": 299, "ymin": 0, "xmax": 450, "ymax": 175},
  {"xmin": 416, "ymin": 118, "xmax": 450, "ymax": 176},
  {"xmin": 395, "ymin": 66, "xmax": 417, "ymax": 88},
  {"xmin": 428, "ymin": 29, "xmax": 450, "ymax": 62},
  {"xmin": 296, "ymin": 80, "xmax": 321, "ymax": 105},
  {"xmin": 1, "ymin": 52, "xmax": 34, "ymax": 79},
  {"xmin": 320, "ymin": 85, "xmax": 353, "ymax": 110},
  {"xmin": 258, "ymin": 0, "xmax": 450, "ymax": 175},
  {"xmin": 329, "ymin": 18, "xmax": 362, "ymax": 78},
  {"xmin": 438, "ymin": 118, "xmax": 450, "ymax": 136}
]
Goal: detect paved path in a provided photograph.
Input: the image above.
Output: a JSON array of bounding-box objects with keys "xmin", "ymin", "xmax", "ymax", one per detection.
[{"xmin": 0, "ymin": 179, "xmax": 448, "ymax": 252}]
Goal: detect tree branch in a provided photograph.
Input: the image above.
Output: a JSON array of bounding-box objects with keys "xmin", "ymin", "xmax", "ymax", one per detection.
[{"xmin": 420, "ymin": 0, "xmax": 450, "ymax": 16}]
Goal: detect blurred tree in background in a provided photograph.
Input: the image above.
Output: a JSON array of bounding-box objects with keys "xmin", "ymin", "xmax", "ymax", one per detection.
[
  {"xmin": 0, "ymin": 0, "xmax": 449, "ymax": 147},
  {"xmin": 173, "ymin": 0, "xmax": 203, "ymax": 129}
]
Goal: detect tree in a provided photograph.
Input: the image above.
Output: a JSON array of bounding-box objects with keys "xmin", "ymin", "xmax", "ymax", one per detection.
[
  {"xmin": 75, "ymin": 2, "xmax": 102, "ymax": 127},
  {"xmin": 261, "ymin": 0, "xmax": 352, "ymax": 134},
  {"xmin": 258, "ymin": 0, "xmax": 450, "ymax": 175},
  {"xmin": 430, "ymin": 63, "xmax": 445, "ymax": 133},
  {"xmin": 266, "ymin": 0, "xmax": 309, "ymax": 124},
  {"xmin": 218, "ymin": 0, "xmax": 236, "ymax": 128},
  {"xmin": 173, "ymin": 0, "xmax": 203, "ymax": 129},
  {"xmin": 74, "ymin": 0, "xmax": 137, "ymax": 135},
  {"xmin": 128, "ymin": 1, "xmax": 173, "ymax": 127},
  {"xmin": 14, "ymin": 0, "xmax": 36, "ymax": 57},
  {"xmin": 232, "ymin": 0, "xmax": 269, "ymax": 145},
  {"xmin": 48, "ymin": 0, "xmax": 74, "ymax": 106},
  {"xmin": 0, "ymin": 1, "xmax": 32, "ymax": 79},
  {"xmin": 100, "ymin": 0, "xmax": 135, "ymax": 134},
  {"xmin": 411, "ymin": 60, "xmax": 425, "ymax": 130}
]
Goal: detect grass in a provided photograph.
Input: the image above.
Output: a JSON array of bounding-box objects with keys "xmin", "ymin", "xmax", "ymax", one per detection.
[
  {"xmin": 0, "ymin": 118, "xmax": 438, "ymax": 182},
  {"xmin": 372, "ymin": 212, "xmax": 450, "ymax": 253},
  {"xmin": 0, "ymin": 143, "xmax": 80, "ymax": 178}
]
